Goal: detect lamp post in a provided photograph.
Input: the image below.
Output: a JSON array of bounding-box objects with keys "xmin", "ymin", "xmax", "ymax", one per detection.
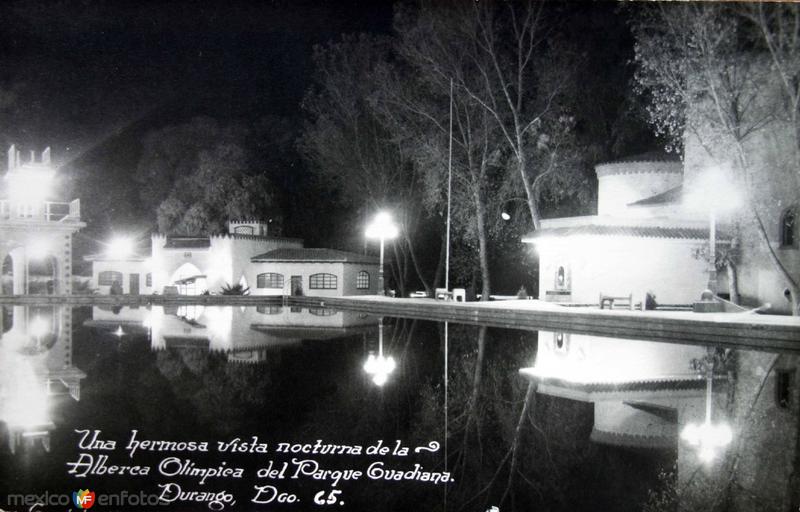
[
  {"xmin": 363, "ymin": 318, "xmax": 396, "ymax": 386},
  {"xmin": 707, "ymin": 208, "xmax": 717, "ymax": 294},
  {"xmin": 685, "ymin": 165, "xmax": 741, "ymax": 298},
  {"xmin": 365, "ymin": 212, "xmax": 398, "ymax": 296}
]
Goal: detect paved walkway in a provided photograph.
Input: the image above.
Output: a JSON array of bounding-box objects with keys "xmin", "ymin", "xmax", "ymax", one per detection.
[{"xmin": 1, "ymin": 294, "xmax": 798, "ymax": 353}]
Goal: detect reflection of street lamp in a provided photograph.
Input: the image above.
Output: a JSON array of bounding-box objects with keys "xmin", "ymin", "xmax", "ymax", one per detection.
[
  {"xmin": 365, "ymin": 212, "xmax": 398, "ymax": 296},
  {"xmin": 29, "ymin": 316, "xmax": 49, "ymax": 348},
  {"xmin": 685, "ymin": 166, "xmax": 742, "ymax": 295},
  {"xmin": 113, "ymin": 325, "xmax": 125, "ymax": 338},
  {"xmin": 363, "ymin": 319, "xmax": 396, "ymax": 386},
  {"xmin": 680, "ymin": 365, "xmax": 732, "ymax": 464}
]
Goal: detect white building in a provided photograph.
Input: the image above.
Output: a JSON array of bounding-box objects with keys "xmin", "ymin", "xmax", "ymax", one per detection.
[
  {"xmin": 521, "ymin": 149, "xmax": 799, "ymax": 509},
  {"xmin": 86, "ymin": 220, "xmax": 381, "ymax": 296},
  {"xmin": 249, "ymin": 248, "xmax": 380, "ymax": 297},
  {"xmin": 1, "ymin": 145, "xmax": 85, "ymax": 296},
  {"xmin": 524, "ymin": 152, "xmax": 721, "ymax": 308}
]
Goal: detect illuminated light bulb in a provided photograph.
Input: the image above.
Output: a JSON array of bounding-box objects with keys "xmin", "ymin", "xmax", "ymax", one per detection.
[
  {"xmin": 107, "ymin": 236, "xmax": 134, "ymax": 260},
  {"xmin": 27, "ymin": 239, "xmax": 50, "ymax": 259},
  {"xmin": 113, "ymin": 326, "xmax": 125, "ymax": 337},
  {"xmin": 365, "ymin": 212, "xmax": 399, "ymax": 240}
]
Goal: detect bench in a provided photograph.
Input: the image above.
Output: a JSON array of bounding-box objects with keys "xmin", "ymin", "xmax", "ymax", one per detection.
[
  {"xmin": 435, "ymin": 288, "xmax": 453, "ymax": 301},
  {"xmin": 599, "ymin": 293, "xmax": 633, "ymax": 310}
]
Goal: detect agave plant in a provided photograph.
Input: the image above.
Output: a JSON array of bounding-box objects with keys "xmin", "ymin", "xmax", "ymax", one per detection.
[{"xmin": 219, "ymin": 282, "xmax": 250, "ymax": 295}]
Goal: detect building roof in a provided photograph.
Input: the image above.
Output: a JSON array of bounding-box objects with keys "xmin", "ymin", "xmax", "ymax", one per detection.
[
  {"xmin": 523, "ymin": 224, "xmax": 722, "ymax": 242},
  {"xmin": 164, "ymin": 237, "xmax": 211, "ymax": 249},
  {"xmin": 603, "ymin": 151, "xmax": 681, "ymax": 165},
  {"xmin": 628, "ymin": 185, "xmax": 684, "ymax": 207},
  {"xmin": 251, "ymin": 248, "xmax": 380, "ymax": 264}
]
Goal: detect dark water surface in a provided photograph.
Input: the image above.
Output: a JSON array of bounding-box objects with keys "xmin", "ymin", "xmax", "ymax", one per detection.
[{"xmin": 0, "ymin": 305, "xmax": 795, "ymax": 512}]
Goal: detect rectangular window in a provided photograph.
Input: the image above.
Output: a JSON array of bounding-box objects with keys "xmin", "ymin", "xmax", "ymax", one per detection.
[
  {"xmin": 356, "ymin": 271, "xmax": 370, "ymax": 290},
  {"xmin": 146, "ymin": 273, "xmax": 152, "ymax": 287},
  {"xmin": 98, "ymin": 271, "xmax": 123, "ymax": 286},
  {"xmin": 256, "ymin": 305, "xmax": 283, "ymax": 315},
  {"xmin": 309, "ymin": 273, "xmax": 337, "ymax": 290}
]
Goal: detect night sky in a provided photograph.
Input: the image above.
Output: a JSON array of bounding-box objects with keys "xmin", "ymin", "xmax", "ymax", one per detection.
[
  {"xmin": 0, "ymin": 0, "xmax": 643, "ymax": 283},
  {"xmin": 1, "ymin": 0, "xmax": 393, "ymax": 161}
]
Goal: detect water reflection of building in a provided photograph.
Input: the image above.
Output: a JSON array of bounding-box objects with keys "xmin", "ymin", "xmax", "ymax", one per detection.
[
  {"xmin": 1, "ymin": 146, "xmax": 85, "ymax": 295},
  {"xmin": 0, "ymin": 305, "xmax": 85, "ymax": 453},
  {"xmin": 85, "ymin": 306, "xmax": 378, "ymax": 363},
  {"xmin": 521, "ymin": 334, "xmax": 716, "ymax": 450}
]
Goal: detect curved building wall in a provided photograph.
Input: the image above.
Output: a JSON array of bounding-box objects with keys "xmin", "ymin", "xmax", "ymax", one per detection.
[{"xmin": 596, "ymin": 161, "xmax": 682, "ymax": 216}]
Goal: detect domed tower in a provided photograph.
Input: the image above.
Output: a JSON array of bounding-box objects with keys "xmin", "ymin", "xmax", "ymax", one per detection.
[{"xmin": 595, "ymin": 151, "xmax": 682, "ymax": 217}]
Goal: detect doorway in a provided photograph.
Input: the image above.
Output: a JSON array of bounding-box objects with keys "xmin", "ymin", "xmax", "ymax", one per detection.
[{"xmin": 291, "ymin": 275, "xmax": 303, "ymax": 296}]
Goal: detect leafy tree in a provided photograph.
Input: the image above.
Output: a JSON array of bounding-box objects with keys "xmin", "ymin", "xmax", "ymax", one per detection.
[
  {"xmin": 153, "ymin": 128, "xmax": 279, "ymax": 235},
  {"xmin": 632, "ymin": 3, "xmax": 800, "ymax": 315},
  {"xmin": 444, "ymin": 0, "xmax": 582, "ymax": 231},
  {"xmin": 375, "ymin": 3, "xmax": 512, "ymax": 300},
  {"xmin": 299, "ymin": 35, "xmax": 433, "ymax": 296}
]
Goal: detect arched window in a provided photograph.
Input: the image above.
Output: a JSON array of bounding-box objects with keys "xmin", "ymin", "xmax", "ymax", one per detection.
[
  {"xmin": 309, "ymin": 273, "xmax": 337, "ymax": 290},
  {"xmin": 781, "ymin": 208, "xmax": 796, "ymax": 247},
  {"xmin": 257, "ymin": 273, "xmax": 284, "ymax": 289},
  {"xmin": 356, "ymin": 271, "xmax": 370, "ymax": 289},
  {"xmin": 98, "ymin": 271, "xmax": 123, "ymax": 286}
]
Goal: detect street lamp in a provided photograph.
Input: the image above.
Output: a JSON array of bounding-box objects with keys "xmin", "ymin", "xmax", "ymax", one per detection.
[
  {"xmin": 365, "ymin": 212, "xmax": 398, "ymax": 296},
  {"xmin": 684, "ymin": 166, "xmax": 742, "ymax": 295},
  {"xmin": 363, "ymin": 318, "xmax": 396, "ymax": 386}
]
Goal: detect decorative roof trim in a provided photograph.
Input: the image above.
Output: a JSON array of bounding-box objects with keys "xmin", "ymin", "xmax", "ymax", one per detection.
[
  {"xmin": 523, "ymin": 224, "xmax": 729, "ymax": 242},
  {"xmin": 590, "ymin": 428, "xmax": 676, "ymax": 449},
  {"xmin": 251, "ymin": 248, "xmax": 380, "ymax": 264},
  {"xmin": 596, "ymin": 161, "xmax": 683, "ymax": 178}
]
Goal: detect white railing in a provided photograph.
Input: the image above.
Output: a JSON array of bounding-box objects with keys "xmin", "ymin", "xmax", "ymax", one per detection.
[{"xmin": 0, "ymin": 199, "xmax": 81, "ymax": 222}]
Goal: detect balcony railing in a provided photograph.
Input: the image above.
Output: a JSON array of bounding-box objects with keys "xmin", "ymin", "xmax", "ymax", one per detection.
[{"xmin": 0, "ymin": 199, "xmax": 81, "ymax": 222}]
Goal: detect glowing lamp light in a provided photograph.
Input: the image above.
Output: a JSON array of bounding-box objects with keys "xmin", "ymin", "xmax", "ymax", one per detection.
[
  {"xmin": 27, "ymin": 239, "xmax": 50, "ymax": 259},
  {"xmin": 684, "ymin": 165, "xmax": 742, "ymax": 214},
  {"xmin": 365, "ymin": 212, "xmax": 399, "ymax": 240},
  {"xmin": 7, "ymin": 168, "xmax": 54, "ymax": 205},
  {"xmin": 681, "ymin": 421, "xmax": 733, "ymax": 464},
  {"xmin": 113, "ymin": 326, "xmax": 125, "ymax": 338},
  {"xmin": 501, "ymin": 211, "xmax": 512, "ymax": 221},
  {"xmin": 29, "ymin": 316, "xmax": 49, "ymax": 339},
  {"xmin": 107, "ymin": 236, "xmax": 134, "ymax": 260},
  {"xmin": 363, "ymin": 353, "xmax": 397, "ymax": 387}
]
